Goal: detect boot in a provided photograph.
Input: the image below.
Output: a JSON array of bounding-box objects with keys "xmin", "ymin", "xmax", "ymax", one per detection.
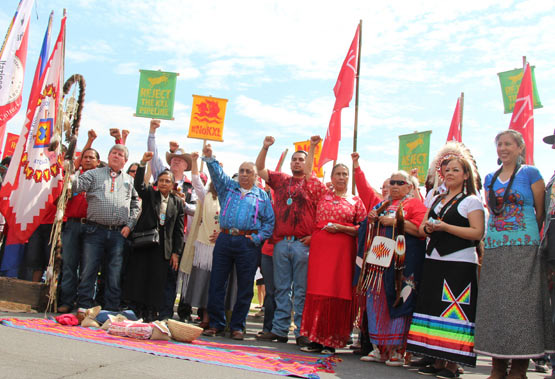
[
  {"xmin": 488, "ymin": 358, "xmax": 509, "ymax": 379},
  {"xmin": 506, "ymin": 359, "xmax": 529, "ymax": 379}
]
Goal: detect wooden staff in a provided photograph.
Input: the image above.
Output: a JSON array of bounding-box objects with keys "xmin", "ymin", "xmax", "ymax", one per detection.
[{"xmin": 352, "ymin": 19, "xmax": 362, "ymax": 195}]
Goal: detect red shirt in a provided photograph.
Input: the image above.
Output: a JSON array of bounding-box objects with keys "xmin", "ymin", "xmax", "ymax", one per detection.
[
  {"xmin": 267, "ymin": 170, "xmax": 316, "ymax": 241},
  {"xmin": 65, "ymin": 192, "xmax": 88, "ymax": 219}
]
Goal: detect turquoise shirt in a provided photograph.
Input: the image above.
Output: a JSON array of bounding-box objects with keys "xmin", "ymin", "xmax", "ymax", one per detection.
[{"xmin": 484, "ymin": 165, "xmax": 542, "ymax": 248}]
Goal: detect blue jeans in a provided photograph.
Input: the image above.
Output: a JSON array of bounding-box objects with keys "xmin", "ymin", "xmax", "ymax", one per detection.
[
  {"xmin": 271, "ymin": 238, "xmax": 309, "ymax": 337},
  {"xmin": 59, "ymin": 219, "xmax": 86, "ymax": 307},
  {"xmin": 260, "ymin": 253, "xmax": 275, "ymax": 332},
  {"xmin": 77, "ymin": 224, "xmax": 125, "ymax": 310},
  {"xmin": 207, "ymin": 233, "xmax": 260, "ymax": 332}
]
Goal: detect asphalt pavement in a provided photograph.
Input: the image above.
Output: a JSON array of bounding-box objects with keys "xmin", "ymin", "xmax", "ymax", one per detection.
[{"xmin": 0, "ymin": 311, "xmax": 550, "ymax": 379}]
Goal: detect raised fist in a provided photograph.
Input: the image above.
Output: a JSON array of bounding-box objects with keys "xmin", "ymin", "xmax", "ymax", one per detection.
[
  {"xmin": 351, "ymin": 152, "xmax": 359, "ymax": 162},
  {"xmin": 87, "ymin": 129, "xmax": 97, "ymax": 140},
  {"xmin": 203, "ymin": 144, "xmax": 213, "ymax": 158},
  {"xmin": 191, "ymin": 152, "xmax": 199, "ymax": 161},
  {"xmin": 310, "ymin": 135, "xmax": 322, "ymax": 146},
  {"xmin": 150, "ymin": 119, "xmax": 161, "ymax": 132},
  {"xmin": 263, "ymin": 136, "xmax": 275, "ymax": 149},
  {"xmin": 169, "ymin": 141, "xmax": 179, "ymax": 153},
  {"xmin": 142, "ymin": 151, "xmax": 154, "ymax": 162}
]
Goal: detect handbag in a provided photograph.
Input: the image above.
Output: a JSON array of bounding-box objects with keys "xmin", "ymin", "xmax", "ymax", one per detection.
[{"xmin": 131, "ymin": 228, "xmax": 160, "ymax": 248}]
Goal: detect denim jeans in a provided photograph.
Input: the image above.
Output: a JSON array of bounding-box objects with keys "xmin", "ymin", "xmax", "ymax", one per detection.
[
  {"xmin": 207, "ymin": 233, "xmax": 260, "ymax": 332},
  {"xmin": 260, "ymin": 253, "xmax": 275, "ymax": 332},
  {"xmin": 59, "ymin": 219, "xmax": 86, "ymax": 307},
  {"xmin": 271, "ymin": 238, "xmax": 309, "ymax": 337},
  {"xmin": 77, "ymin": 224, "xmax": 125, "ymax": 310}
]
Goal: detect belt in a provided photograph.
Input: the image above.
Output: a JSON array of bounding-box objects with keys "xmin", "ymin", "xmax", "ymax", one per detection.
[
  {"xmin": 69, "ymin": 217, "xmax": 87, "ymax": 224},
  {"xmin": 84, "ymin": 220, "xmax": 125, "ymax": 231},
  {"xmin": 221, "ymin": 228, "xmax": 257, "ymax": 236},
  {"xmin": 283, "ymin": 236, "xmax": 296, "ymax": 241}
]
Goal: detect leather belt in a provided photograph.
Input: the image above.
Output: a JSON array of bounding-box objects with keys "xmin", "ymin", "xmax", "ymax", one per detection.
[
  {"xmin": 84, "ymin": 219, "xmax": 125, "ymax": 231},
  {"xmin": 283, "ymin": 236, "xmax": 296, "ymax": 241},
  {"xmin": 69, "ymin": 217, "xmax": 87, "ymax": 224},
  {"xmin": 221, "ymin": 228, "xmax": 257, "ymax": 236}
]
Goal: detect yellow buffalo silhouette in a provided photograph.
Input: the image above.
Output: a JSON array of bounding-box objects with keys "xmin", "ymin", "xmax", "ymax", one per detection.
[
  {"xmin": 406, "ymin": 136, "xmax": 423, "ymax": 153},
  {"xmin": 147, "ymin": 75, "xmax": 169, "ymax": 87}
]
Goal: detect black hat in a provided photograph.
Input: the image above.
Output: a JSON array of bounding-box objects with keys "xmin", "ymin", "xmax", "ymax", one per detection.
[{"xmin": 543, "ymin": 129, "xmax": 555, "ymax": 145}]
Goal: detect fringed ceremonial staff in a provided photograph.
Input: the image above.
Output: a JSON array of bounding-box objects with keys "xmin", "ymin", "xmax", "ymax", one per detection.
[{"xmin": 45, "ymin": 73, "xmax": 86, "ymax": 313}]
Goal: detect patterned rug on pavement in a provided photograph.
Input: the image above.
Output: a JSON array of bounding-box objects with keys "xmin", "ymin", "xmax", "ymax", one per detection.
[{"xmin": 0, "ymin": 318, "xmax": 334, "ymax": 378}]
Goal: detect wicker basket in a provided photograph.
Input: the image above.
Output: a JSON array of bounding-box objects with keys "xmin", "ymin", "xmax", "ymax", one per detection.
[{"xmin": 167, "ymin": 319, "xmax": 203, "ymax": 343}]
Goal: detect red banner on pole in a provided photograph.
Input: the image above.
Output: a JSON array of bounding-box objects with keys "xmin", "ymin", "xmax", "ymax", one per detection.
[
  {"xmin": 2, "ymin": 132, "xmax": 18, "ymax": 159},
  {"xmin": 446, "ymin": 97, "xmax": 461, "ymax": 142},
  {"xmin": 508, "ymin": 63, "xmax": 534, "ymax": 165}
]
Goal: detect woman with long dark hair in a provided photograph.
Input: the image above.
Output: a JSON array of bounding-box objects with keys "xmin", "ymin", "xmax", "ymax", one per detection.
[
  {"xmin": 474, "ymin": 130, "xmax": 553, "ymax": 378},
  {"xmin": 406, "ymin": 155, "xmax": 484, "ymax": 378}
]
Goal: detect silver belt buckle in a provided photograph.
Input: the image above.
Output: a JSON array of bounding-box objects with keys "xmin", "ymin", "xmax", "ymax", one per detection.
[{"xmin": 230, "ymin": 227, "xmax": 240, "ymax": 236}]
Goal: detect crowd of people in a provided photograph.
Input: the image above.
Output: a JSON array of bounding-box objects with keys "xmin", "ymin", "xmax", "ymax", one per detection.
[{"xmin": 0, "ymin": 121, "xmax": 554, "ymax": 379}]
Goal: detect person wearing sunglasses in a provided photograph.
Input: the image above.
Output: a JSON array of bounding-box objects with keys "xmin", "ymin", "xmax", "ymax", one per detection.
[
  {"xmin": 474, "ymin": 129, "xmax": 553, "ymax": 378},
  {"xmin": 360, "ymin": 170, "xmax": 427, "ymax": 366}
]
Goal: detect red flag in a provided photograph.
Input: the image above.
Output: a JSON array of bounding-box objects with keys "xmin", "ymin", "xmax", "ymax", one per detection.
[
  {"xmin": 509, "ymin": 63, "xmax": 534, "ymax": 164},
  {"xmin": 2, "ymin": 132, "xmax": 19, "ymax": 159},
  {"xmin": 318, "ymin": 25, "xmax": 360, "ymax": 169},
  {"xmin": 0, "ymin": 16, "xmax": 66, "ymax": 243},
  {"xmin": 446, "ymin": 97, "xmax": 462, "ymax": 142},
  {"xmin": 0, "ymin": 0, "xmax": 35, "ymax": 154}
]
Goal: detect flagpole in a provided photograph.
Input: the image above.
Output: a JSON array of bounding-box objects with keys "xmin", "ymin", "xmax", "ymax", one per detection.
[
  {"xmin": 459, "ymin": 92, "xmax": 464, "ymax": 139},
  {"xmin": 351, "ymin": 20, "xmax": 362, "ymax": 195}
]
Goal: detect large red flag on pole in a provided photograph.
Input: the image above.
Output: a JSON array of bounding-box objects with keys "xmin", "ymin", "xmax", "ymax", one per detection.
[
  {"xmin": 446, "ymin": 97, "xmax": 462, "ymax": 142},
  {"xmin": 0, "ymin": 0, "xmax": 35, "ymax": 155},
  {"xmin": 0, "ymin": 15, "xmax": 65, "ymax": 244},
  {"xmin": 509, "ymin": 63, "xmax": 534, "ymax": 164},
  {"xmin": 318, "ymin": 25, "xmax": 360, "ymax": 169}
]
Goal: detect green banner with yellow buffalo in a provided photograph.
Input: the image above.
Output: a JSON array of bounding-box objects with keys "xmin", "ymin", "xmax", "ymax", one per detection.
[
  {"xmin": 135, "ymin": 69, "xmax": 178, "ymax": 120},
  {"xmin": 398, "ymin": 131, "xmax": 431, "ymax": 185},
  {"xmin": 498, "ymin": 67, "xmax": 542, "ymax": 114}
]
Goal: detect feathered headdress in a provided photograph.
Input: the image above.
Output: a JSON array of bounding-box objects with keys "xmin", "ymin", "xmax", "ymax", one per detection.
[{"xmin": 425, "ymin": 141, "xmax": 481, "ymax": 194}]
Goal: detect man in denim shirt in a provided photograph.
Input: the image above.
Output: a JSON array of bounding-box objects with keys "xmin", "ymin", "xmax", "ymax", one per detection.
[{"xmin": 201, "ymin": 143, "xmax": 274, "ymax": 340}]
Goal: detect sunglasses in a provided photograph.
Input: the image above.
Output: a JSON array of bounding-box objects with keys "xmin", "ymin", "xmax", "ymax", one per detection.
[{"xmin": 389, "ymin": 180, "xmax": 408, "ymax": 186}]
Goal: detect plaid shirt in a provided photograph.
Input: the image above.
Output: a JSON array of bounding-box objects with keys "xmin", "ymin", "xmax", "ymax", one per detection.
[{"xmin": 72, "ymin": 166, "xmax": 140, "ymax": 229}]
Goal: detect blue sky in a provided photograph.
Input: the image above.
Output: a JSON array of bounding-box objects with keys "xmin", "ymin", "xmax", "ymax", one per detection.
[{"xmin": 1, "ymin": 0, "xmax": 554, "ymax": 189}]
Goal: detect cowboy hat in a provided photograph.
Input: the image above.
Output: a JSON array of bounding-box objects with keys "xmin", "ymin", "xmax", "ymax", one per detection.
[
  {"xmin": 543, "ymin": 129, "xmax": 555, "ymax": 145},
  {"xmin": 166, "ymin": 148, "xmax": 192, "ymax": 171}
]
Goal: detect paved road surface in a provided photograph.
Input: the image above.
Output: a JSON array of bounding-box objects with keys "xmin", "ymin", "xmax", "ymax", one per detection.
[{"xmin": 0, "ymin": 311, "xmax": 550, "ymax": 378}]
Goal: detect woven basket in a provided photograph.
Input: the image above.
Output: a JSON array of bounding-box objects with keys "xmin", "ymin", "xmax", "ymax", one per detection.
[{"xmin": 167, "ymin": 319, "xmax": 203, "ymax": 343}]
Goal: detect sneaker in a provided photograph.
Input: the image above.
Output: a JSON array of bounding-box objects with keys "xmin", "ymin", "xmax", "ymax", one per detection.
[
  {"xmin": 385, "ymin": 351, "xmax": 404, "ymax": 367},
  {"xmin": 360, "ymin": 349, "xmax": 386, "ymax": 362},
  {"xmin": 295, "ymin": 336, "xmax": 311, "ymax": 348},
  {"xmin": 255, "ymin": 331, "xmax": 288, "ymax": 343},
  {"xmin": 418, "ymin": 366, "xmax": 440, "ymax": 376},
  {"xmin": 435, "ymin": 368, "xmax": 459, "ymax": 378}
]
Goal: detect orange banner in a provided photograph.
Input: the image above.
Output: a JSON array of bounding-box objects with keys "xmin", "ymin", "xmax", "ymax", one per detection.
[
  {"xmin": 188, "ymin": 95, "xmax": 228, "ymax": 142},
  {"xmin": 2, "ymin": 133, "xmax": 19, "ymax": 159},
  {"xmin": 293, "ymin": 140, "xmax": 323, "ymax": 178}
]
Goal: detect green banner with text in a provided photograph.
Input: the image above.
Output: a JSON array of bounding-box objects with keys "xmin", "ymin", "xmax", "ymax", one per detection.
[
  {"xmin": 135, "ymin": 69, "xmax": 178, "ymax": 120},
  {"xmin": 398, "ymin": 131, "xmax": 431, "ymax": 185},
  {"xmin": 498, "ymin": 67, "xmax": 542, "ymax": 114}
]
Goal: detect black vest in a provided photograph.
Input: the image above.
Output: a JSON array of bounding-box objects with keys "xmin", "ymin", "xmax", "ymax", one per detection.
[{"xmin": 426, "ymin": 194, "xmax": 475, "ymax": 256}]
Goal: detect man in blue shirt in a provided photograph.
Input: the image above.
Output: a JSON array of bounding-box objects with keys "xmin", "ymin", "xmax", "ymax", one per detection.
[{"xmin": 201, "ymin": 143, "xmax": 275, "ymax": 340}]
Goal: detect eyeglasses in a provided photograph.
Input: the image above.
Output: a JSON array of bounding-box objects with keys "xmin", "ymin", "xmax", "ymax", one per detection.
[{"xmin": 389, "ymin": 180, "xmax": 407, "ymax": 186}]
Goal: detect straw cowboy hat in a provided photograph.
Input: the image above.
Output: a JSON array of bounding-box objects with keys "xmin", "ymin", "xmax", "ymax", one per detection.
[
  {"xmin": 543, "ymin": 129, "xmax": 555, "ymax": 146},
  {"xmin": 166, "ymin": 148, "xmax": 192, "ymax": 171}
]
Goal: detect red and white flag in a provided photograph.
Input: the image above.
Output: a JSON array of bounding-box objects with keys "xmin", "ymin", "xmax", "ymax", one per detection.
[
  {"xmin": 446, "ymin": 97, "xmax": 462, "ymax": 142},
  {"xmin": 0, "ymin": 16, "xmax": 65, "ymax": 243},
  {"xmin": 509, "ymin": 63, "xmax": 534, "ymax": 164},
  {"xmin": 318, "ymin": 25, "xmax": 360, "ymax": 169},
  {"xmin": 0, "ymin": 0, "xmax": 35, "ymax": 154}
]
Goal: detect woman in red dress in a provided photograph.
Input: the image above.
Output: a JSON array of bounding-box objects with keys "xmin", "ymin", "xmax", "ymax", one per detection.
[{"xmin": 299, "ymin": 136, "xmax": 367, "ymax": 354}]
